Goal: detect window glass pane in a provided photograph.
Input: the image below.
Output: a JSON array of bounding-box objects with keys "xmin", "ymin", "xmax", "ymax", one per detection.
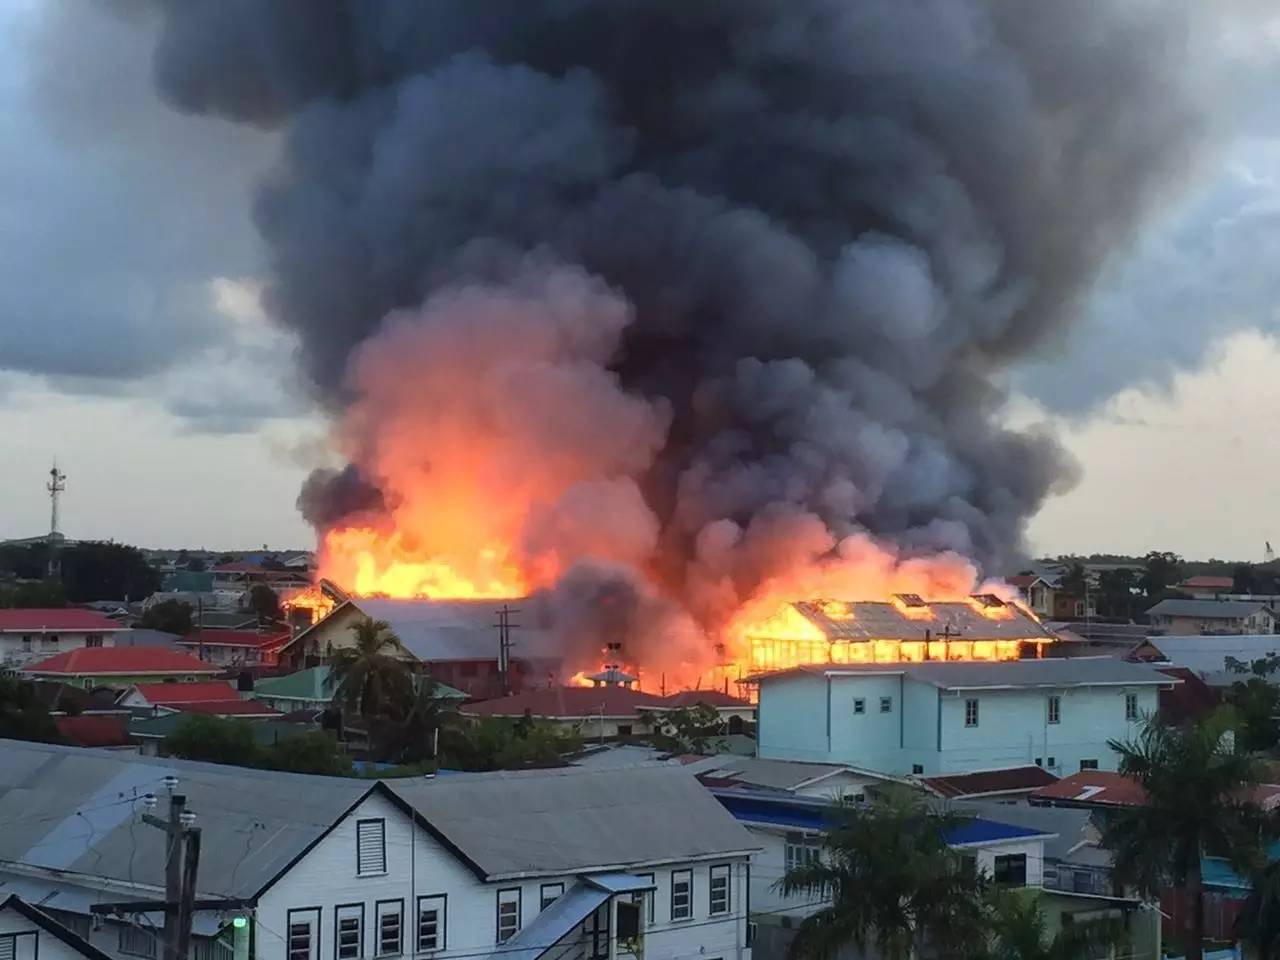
[{"xmin": 416, "ymin": 896, "xmax": 446, "ymax": 952}]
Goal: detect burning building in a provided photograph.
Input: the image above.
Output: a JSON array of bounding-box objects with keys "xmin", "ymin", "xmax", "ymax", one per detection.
[{"xmin": 144, "ymin": 3, "xmax": 1206, "ymax": 688}]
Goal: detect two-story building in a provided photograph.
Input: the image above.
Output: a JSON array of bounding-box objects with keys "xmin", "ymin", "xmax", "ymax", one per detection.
[
  {"xmin": 0, "ymin": 739, "xmax": 758, "ymax": 960},
  {"xmin": 753, "ymin": 657, "xmax": 1175, "ymax": 778},
  {"xmin": 0, "ymin": 609, "xmax": 127, "ymax": 668},
  {"xmin": 20, "ymin": 647, "xmax": 223, "ymax": 689},
  {"xmin": 1, "ymin": 895, "xmax": 116, "ymax": 960},
  {"xmin": 1146, "ymin": 598, "xmax": 1277, "ymax": 636}
]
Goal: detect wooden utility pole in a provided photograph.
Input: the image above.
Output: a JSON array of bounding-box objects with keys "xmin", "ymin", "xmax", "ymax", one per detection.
[
  {"xmin": 495, "ymin": 604, "xmax": 521, "ymax": 695},
  {"xmin": 123, "ymin": 791, "xmax": 202, "ymax": 960}
]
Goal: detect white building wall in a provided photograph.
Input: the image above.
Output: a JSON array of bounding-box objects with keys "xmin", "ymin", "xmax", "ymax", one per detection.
[
  {"xmin": 0, "ymin": 906, "xmax": 89, "ymax": 960},
  {"xmin": 0, "ymin": 630, "xmax": 121, "ymax": 668},
  {"xmin": 255, "ymin": 791, "xmax": 750, "ymax": 960}
]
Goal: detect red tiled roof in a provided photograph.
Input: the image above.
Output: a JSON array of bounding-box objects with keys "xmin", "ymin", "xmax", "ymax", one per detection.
[
  {"xmin": 1179, "ymin": 575, "xmax": 1234, "ymax": 590},
  {"xmin": 174, "ymin": 699, "xmax": 281, "ymax": 717},
  {"xmin": 462, "ymin": 685, "xmax": 667, "ymax": 719},
  {"xmin": 922, "ymin": 765, "xmax": 1058, "ymax": 799},
  {"xmin": 1031, "ymin": 771, "xmax": 1147, "ymax": 807},
  {"xmin": 22, "ymin": 647, "xmax": 221, "ymax": 677},
  {"xmin": 0, "ymin": 608, "xmax": 123, "ymax": 632},
  {"xmin": 661, "ymin": 690, "xmax": 752, "ymax": 709},
  {"xmin": 131, "ymin": 681, "xmax": 242, "ymax": 705},
  {"xmin": 56, "ymin": 715, "xmax": 132, "ymax": 748},
  {"xmin": 176, "ymin": 630, "xmax": 291, "ymax": 649}
]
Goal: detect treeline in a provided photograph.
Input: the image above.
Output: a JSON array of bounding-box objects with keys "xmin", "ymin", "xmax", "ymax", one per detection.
[{"xmin": 0, "ymin": 541, "xmax": 160, "ymax": 604}]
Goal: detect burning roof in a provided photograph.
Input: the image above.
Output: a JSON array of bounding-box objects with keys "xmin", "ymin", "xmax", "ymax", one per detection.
[{"xmin": 789, "ymin": 596, "xmax": 1055, "ymax": 643}]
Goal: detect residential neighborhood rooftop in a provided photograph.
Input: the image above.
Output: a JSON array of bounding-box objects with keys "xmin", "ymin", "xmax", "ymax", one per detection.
[
  {"xmin": 21, "ymin": 646, "xmax": 222, "ymax": 677},
  {"xmin": 462, "ymin": 685, "xmax": 668, "ymax": 719},
  {"xmin": 920, "ymin": 765, "xmax": 1059, "ymax": 799},
  {"xmin": 0, "ymin": 608, "xmax": 123, "ymax": 632},
  {"xmin": 1146, "ymin": 598, "xmax": 1270, "ymax": 618},
  {"xmin": 787, "ymin": 598, "xmax": 1056, "ymax": 642},
  {"xmin": 751, "ymin": 656, "xmax": 1177, "ymax": 689}
]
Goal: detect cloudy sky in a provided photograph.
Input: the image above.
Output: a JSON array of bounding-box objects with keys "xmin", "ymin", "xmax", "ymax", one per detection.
[{"xmin": 1, "ymin": 2, "xmax": 1278, "ymax": 563}]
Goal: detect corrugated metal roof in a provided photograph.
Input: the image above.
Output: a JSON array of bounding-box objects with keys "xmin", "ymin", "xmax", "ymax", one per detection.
[
  {"xmin": 1146, "ymin": 598, "xmax": 1269, "ymax": 619},
  {"xmin": 793, "ymin": 600, "xmax": 1055, "ymax": 642},
  {"xmin": 756, "ymin": 657, "xmax": 1175, "ymax": 689},
  {"xmin": 1143, "ymin": 635, "xmax": 1280, "ymax": 682},
  {"xmin": 952, "ymin": 800, "xmax": 1094, "ymax": 863},
  {"xmin": 485, "ymin": 884, "xmax": 607, "ymax": 960},
  {"xmin": 682, "ymin": 756, "xmax": 885, "ymax": 792},
  {"xmin": 388, "ymin": 765, "xmax": 758, "ymax": 878},
  {"xmin": 353, "ymin": 598, "xmax": 563, "ymax": 663}
]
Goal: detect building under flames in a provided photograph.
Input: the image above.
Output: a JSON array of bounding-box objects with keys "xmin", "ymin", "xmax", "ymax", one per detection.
[{"xmin": 746, "ymin": 594, "xmax": 1056, "ymax": 674}]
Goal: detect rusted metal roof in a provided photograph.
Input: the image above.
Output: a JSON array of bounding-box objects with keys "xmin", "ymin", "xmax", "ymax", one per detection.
[{"xmin": 791, "ymin": 599, "xmax": 1055, "ymax": 642}]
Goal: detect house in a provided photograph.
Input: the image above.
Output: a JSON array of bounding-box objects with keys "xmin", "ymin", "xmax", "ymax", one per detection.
[
  {"xmin": 682, "ymin": 755, "xmax": 900, "ymax": 801},
  {"xmin": 1131, "ymin": 634, "xmax": 1280, "ymax": 687},
  {"xmin": 0, "ymin": 895, "xmax": 116, "ymax": 960},
  {"xmin": 278, "ymin": 597, "xmax": 566, "ymax": 698},
  {"xmin": 752, "ymin": 657, "xmax": 1175, "ymax": 777},
  {"xmin": 53, "ymin": 716, "xmax": 136, "ymax": 751},
  {"xmin": 118, "ymin": 681, "xmax": 281, "ymax": 719},
  {"xmin": 1145, "ymin": 598, "xmax": 1277, "ymax": 636},
  {"xmin": 0, "ymin": 609, "xmax": 128, "ymax": 668},
  {"xmin": 250, "ymin": 666, "xmax": 335, "ymax": 713},
  {"xmin": 174, "ymin": 630, "xmax": 291, "ymax": 668},
  {"xmin": 1030, "ymin": 769, "xmax": 1280, "ymax": 812},
  {"xmin": 1177, "ymin": 575, "xmax": 1236, "ymax": 599},
  {"xmin": 659, "ymin": 690, "xmax": 755, "ymax": 731},
  {"xmin": 20, "ymin": 647, "xmax": 222, "ymax": 689},
  {"xmin": 0, "ymin": 740, "xmax": 757, "ymax": 960},
  {"xmin": 746, "ymin": 595, "xmax": 1057, "ymax": 674},
  {"xmin": 461, "ymin": 686, "xmax": 669, "ymax": 738},
  {"xmin": 1009, "ymin": 574, "xmax": 1096, "ymax": 621}
]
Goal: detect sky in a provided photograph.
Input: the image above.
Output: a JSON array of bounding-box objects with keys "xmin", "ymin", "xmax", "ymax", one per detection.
[{"xmin": 1, "ymin": 2, "xmax": 1279, "ymax": 562}]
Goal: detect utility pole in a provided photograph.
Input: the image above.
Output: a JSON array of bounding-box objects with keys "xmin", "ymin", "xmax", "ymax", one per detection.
[{"xmin": 494, "ymin": 604, "xmax": 521, "ymax": 695}]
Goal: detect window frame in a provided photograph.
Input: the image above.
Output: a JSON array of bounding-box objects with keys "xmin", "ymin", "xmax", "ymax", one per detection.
[
  {"xmin": 1125, "ymin": 693, "xmax": 1138, "ymax": 721},
  {"xmin": 334, "ymin": 903, "xmax": 364, "ymax": 960},
  {"xmin": 286, "ymin": 907, "xmax": 322, "ymax": 960},
  {"xmin": 670, "ymin": 868, "xmax": 694, "ymax": 922},
  {"xmin": 495, "ymin": 887, "xmax": 522, "ymax": 944},
  {"xmin": 708, "ymin": 863, "xmax": 731, "ymax": 917},
  {"xmin": 633, "ymin": 873, "xmax": 655, "ymax": 924},
  {"xmin": 539, "ymin": 882, "xmax": 565, "ymax": 912},
  {"xmin": 0, "ymin": 932, "xmax": 38, "ymax": 960},
  {"xmin": 852, "ymin": 698, "xmax": 865, "ymax": 715},
  {"xmin": 1047, "ymin": 695, "xmax": 1061, "ymax": 725},
  {"xmin": 879, "ymin": 696, "xmax": 892, "ymax": 714},
  {"xmin": 415, "ymin": 895, "xmax": 447, "ymax": 954},
  {"xmin": 964, "ymin": 698, "xmax": 979, "ymax": 727},
  {"xmin": 374, "ymin": 899, "xmax": 403, "ymax": 958},
  {"xmin": 1080, "ymin": 759, "xmax": 1099, "ymax": 771},
  {"xmin": 784, "ymin": 832, "xmax": 822, "ymax": 872},
  {"xmin": 992, "ymin": 853, "xmax": 1028, "ymax": 887},
  {"xmin": 355, "ymin": 818, "xmax": 387, "ymax": 877}
]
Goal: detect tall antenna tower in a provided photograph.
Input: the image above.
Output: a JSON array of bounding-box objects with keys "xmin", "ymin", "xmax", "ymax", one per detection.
[
  {"xmin": 47, "ymin": 462, "xmax": 66, "ymax": 537},
  {"xmin": 1267, "ymin": 541, "xmax": 1275, "ymax": 564}
]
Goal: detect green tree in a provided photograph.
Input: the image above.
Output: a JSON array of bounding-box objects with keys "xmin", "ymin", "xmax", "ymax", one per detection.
[
  {"xmin": 136, "ymin": 599, "xmax": 194, "ymax": 636},
  {"xmin": 164, "ymin": 715, "xmax": 263, "ymax": 765},
  {"xmin": 1234, "ymin": 563, "xmax": 1259, "ymax": 595},
  {"xmin": 440, "ymin": 717, "xmax": 580, "ymax": 771},
  {"xmin": 779, "ymin": 788, "xmax": 987, "ymax": 960},
  {"xmin": 1095, "ymin": 568, "xmax": 1137, "ymax": 619},
  {"xmin": 60, "ymin": 542, "xmax": 161, "ymax": 602},
  {"xmin": 640, "ymin": 703, "xmax": 727, "ymax": 753},
  {"xmin": 1225, "ymin": 674, "xmax": 1280, "ymax": 753},
  {"xmin": 1059, "ymin": 562, "xmax": 1089, "ymax": 599},
  {"xmin": 1140, "ymin": 550, "xmax": 1184, "ymax": 598},
  {"xmin": 982, "ymin": 889, "xmax": 1124, "ymax": 960},
  {"xmin": 329, "ymin": 618, "xmax": 414, "ymax": 720},
  {"xmin": 373, "ymin": 677, "xmax": 458, "ymax": 764},
  {"xmin": 0, "ymin": 580, "xmax": 68, "ymax": 608},
  {"xmin": 249, "ymin": 584, "xmax": 282, "ymax": 623},
  {"xmin": 1238, "ymin": 859, "xmax": 1280, "ymax": 960},
  {"xmin": 1103, "ymin": 709, "xmax": 1271, "ymax": 960},
  {"xmin": 263, "ymin": 731, "xmax": 348, "ymax": 775},
  {"xmin": 0, "ymin": 676, "xmax": 64, "ymax": 744}
]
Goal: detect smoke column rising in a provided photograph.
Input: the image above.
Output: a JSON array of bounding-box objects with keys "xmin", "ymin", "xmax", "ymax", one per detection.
[{"xmin": 149, "ymin": 1, "xmax": 1215, "ymax": 671}]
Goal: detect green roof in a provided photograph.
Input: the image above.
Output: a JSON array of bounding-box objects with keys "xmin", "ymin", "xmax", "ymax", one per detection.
[
  {"xmin": 129, "ymin": 712, "xmax": 316, "ymax": 747},
  {"xmin": 254, "ymin": 666, "xmax": 467, "ymax": 703}
]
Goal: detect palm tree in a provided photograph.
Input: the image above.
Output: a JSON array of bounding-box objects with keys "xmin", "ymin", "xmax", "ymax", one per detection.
[
  {"xmin": 778, "ymin": 787, "xmax": 987, "ymax": 959},
  {"xmin": 327, "ymin": 618, "xmax": 414, "ymax": 720},
  {"xmin": 1237, "ymin": 860, "xmax": 1280, "ymax": 960},
  {"xmin": 1104, "ymin": 708, "xmax": 1270, "ymax": 960},
  {"xmin": 983, "ymin": 888, "xmax": 1124, "ymax": 960}
]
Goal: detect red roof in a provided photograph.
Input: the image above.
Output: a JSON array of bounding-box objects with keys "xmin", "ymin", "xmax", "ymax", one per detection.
[
  {"xmin": 661, "ymin": 690, "xmax": 752, "ymax": 709},
  {"xmin": 1031, "ymin": 771, "xmax": 1147, "ymax": 807},
  {"xmin": 56, "ymin": 715, "xmax": 132, "ymax": 748},
  {"xmin": 174, "ymin": 699, "xmax": 281, "ymax": 718},
  {"xmin": 177, "ymin": 630, "xmax": 291, "ymax": 649},
  {"xmin": 1179, "ymin": 575, "xmax": 1234, "ymax": 590},
  {"xmin": 922, "ymin": 765, "xmax": 1058, "ymax": 799},
  {"xmin": 1007, "ymin": 574, "xmax": 1042, "ymax": 589},
  {"xmin": 22, "ymin": 647, "xmax": 220, "ymax": 677},
  {"xmin": 462, "ymin": 685, "xmax": 667, "ymax": 718},
  {"xmin": 0, "ymin": 608, "xmax": 122, "ymax": 632},
  {"xmin": 131, "ymin": 681, "xmax": 242, "ymax": 705}
]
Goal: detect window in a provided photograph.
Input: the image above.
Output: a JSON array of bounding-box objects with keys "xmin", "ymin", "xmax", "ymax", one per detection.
[
  {"xmin": 785, "ymin": 833, "xmax": 822, "ymax": 871},
  {"xmin": 496, "ymin": 888, "xmax": 521, "ymax": 944},
  {"xmin": 992, "ymin": 854, "xmax": 1028, "ymax": 887},
  {"xmin": 964, "ymin": 698, "xmax": 979, "ymax": 727},
  {"xmin": 1074, "ymin": 601, "xmax": 1085, "ymax": 617},
  {"xmin": 120, "ymin": 923, "xmax": 158, "ymax": 958},
  {"xmin": 20, "ymin": 636, "xmax": 31, "ymax": 651},
  {"xmin": 375, "ymin": 901, "xmax": 402, "ymax": 957},
  {"xmin": 853, "ymin": 698, "xmax": 865, "ymax": 715},
  {"xmin": 912, "ymin": 763, "xmax": 924, "ymax": 775},
  {"xmin": 1047, "ymin": 695, "xmax": 1061, "ymax": 724},
  {"xmin": 1, "ymin": 932, "xmax": 37, "ymax": 960},
  {"xmin": 709, "ymin": 864, "xmax": 730, "ymax": 916},
  {"xmin": 617, "ymin": 724, "xmax": 633, "ymax": 737},
  {"xmin": 1047, "ymin": 756, "xmax": 1057, "ymax": 768},
  {"xmin": 1080, "ymin": 759, "xmax": 1099, "ymax": 771},
  {"xmin": 540, "ymin": 882, "xmax": 564, "ymax": 911},
  {"xmin": 416, "ymin": 896, "xmax": 446, "ymax": 953},
  {"xmin": 335, "ymin": 904, "xmax": 363, "ymax": 960},
  {"xmin": 584, "ymin": 904, "xmax": 610, "ymax": 960},
  {"xmin": 879, "ymin": 696, "xmax": 893, "ymax": 713},
  {"xmin": 633, "ymin": 873, "xmax": 655, "ymax": 924},
  {"xmin": 356, "ymin": 819, "xmax": 386, "ymax": 875},
  {"xmin": 1125, "ymin": 693, "xmax": 1138, "ymax": 721},
  {"xmin": 42, "ymin": 635, "xmax": 59, "ymax": 649},
  {"xmin": 671, "ymin": 869, "xmax": 693, "ymax": 921},
  {"xmin": 86, "ymin": 634, "xmax": 103, "ymax": 647},
  {"xmin": 287, "ymin": 909, "xmax": 320, "ymax": 960},
  {"xmin": 1035, "ymin": 757, "xmax": 1043, "ymax": 767}
]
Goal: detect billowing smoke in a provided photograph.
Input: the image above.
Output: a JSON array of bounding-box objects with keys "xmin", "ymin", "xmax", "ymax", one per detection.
[{"xmin": 147, "ymin": 1, "xmax": 1216, "ymax": 670}]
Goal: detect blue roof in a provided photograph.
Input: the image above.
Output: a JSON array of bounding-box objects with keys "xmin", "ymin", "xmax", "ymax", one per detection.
[
  {"xmin": 711, "ymin": 791, "xmax": 1050, "ymax": 846},
  {"xmin": 486, "ymin": 884, "xmax": 608, "ymax": 960}
]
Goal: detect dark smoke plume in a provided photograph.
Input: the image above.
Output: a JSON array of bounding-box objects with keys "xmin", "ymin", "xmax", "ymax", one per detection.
[{"xmin": 149, "ymin": 1, "xmax": 1212, "ymax": 617}]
